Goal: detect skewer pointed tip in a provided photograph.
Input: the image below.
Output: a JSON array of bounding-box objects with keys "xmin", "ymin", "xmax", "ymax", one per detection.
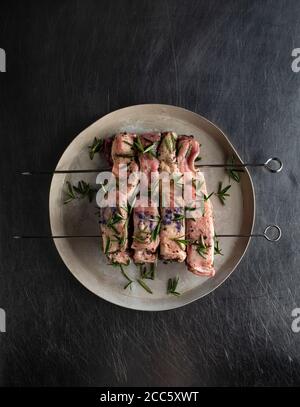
[
  {"xmin": 20, "ymin": 171, "xmax": 32, "ymax": 175},
  {"xmin": 12, "ymin": 235, "xmax": 21, "ymax": 239}
]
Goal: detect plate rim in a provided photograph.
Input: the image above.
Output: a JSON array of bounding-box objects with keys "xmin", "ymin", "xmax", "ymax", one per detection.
[{"xmin": 49, "ymin": 104, "xmax": 255, "ymax": 311}]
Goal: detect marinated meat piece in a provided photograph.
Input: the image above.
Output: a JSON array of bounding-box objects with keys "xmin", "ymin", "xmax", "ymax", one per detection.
[
  {"xmin": 159, "ymin": 132, "xmax": 186, "ymax": 262},
  {"xmin": 178, "ymin": 136, "xmax": 215, "ymax": 277},
  {"xmin": 132, "ymin": 133, "xmax": 161, "ymax": 264},
  {"xmin": 100, "ymin": 133, "xmax": 138, "ymax": 265}
]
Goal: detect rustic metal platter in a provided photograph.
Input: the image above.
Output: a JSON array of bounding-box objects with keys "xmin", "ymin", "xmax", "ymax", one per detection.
[{"xmin": 49, "ymin": 104, "xmax": 255, "ymax": 311}]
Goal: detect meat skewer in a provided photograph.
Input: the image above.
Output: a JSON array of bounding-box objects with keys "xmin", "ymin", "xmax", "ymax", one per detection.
[
  {"xmin": 20, "ymin": 157, "xmax": 283, "ymax": 175},
  {"xmin": 178, "ymin": 136, "xmax": 215, "ymax": 277},
  {"xmin": 13, "ymin": 224, "xmax": 282, "ymax": 242},
  {"xmin": 131, "ymin": 133, "xmax": 161, "ymax": 264},
  {"xmin": 99, "ymin": 133, "xmax": 139, "ymax": 265},
  {"xmin": 159, "ymin": 132, "xmax": 186, "ymax": 262}
]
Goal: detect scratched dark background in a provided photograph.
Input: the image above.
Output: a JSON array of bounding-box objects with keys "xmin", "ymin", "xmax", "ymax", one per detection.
[{"xmin": 0, "ymin": 0, "xmax": 299, "ymax": 387}]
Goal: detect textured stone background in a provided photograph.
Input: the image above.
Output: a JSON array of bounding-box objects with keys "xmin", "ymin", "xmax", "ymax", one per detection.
[{"xmin": 0, "ymin": 0, "xmax": 299, "ymax": 386}]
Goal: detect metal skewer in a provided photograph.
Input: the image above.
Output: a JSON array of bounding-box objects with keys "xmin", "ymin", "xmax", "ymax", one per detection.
[
  {"xmin": 13, "ymin": 225, "xmax": 282, "ymax": 242},
  {"xmin": 19, "ymin": 157, "xmax": 283, "ymax": 175}
]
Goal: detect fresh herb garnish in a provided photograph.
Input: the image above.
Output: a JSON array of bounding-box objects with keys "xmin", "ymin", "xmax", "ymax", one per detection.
[
  {"xmin": 104, "ymin": 237, "xmax": 111, "ymax": 254},
  {"xmin": 165, "ymin": 135, "xmax": 175, "ymax": 153},
  {"xmin": 133, "ymin": 234, "xmax": 147, "ymax": 243},
  {"xmin": 137, "ymin": 279, "xmax": 153, "ymax": 294},
  {"xmin": 227, "ymin": 156, "xmax": 244, "ymax": 183},
  {"xmin": 63, "ymin": 181, "xmax": 76, "ymax": 204},
  {"xmin": 174, "ymin": 213, "xmax": 185, "ymax": 221},
  {"xmin": 151, "ymin": 220, "xmax": 161, "ymax": 241},
  {"xmin": 119, "ymin": 264, "xmax": 134, "ymax": 290},
  {"xmin": 185, "ymin": 206, "xmax": 196, "ymax": 212},
  {"xmin": 113, "ymin": 234, "xmax": 126, "ymax": 247},
  {"xmin": 195, "ymin": 155, "xmax": 202, "ymax": 161},
  {"xmin": 215, "ymin": 182, "xmax": 231, "ymax": 205},
  {"xmin": 214, "ymin": 236, "xmax": 223, "ymax": 256},
  {"xmin": 203, "ymin": 192, "xmax": 214, "ymax": 201},
  {"xmin": 185, "ymin": 144, "xmax": 192, "ymax": 158},
  {"xmin": 167, "ymin": 276, "xmax": 181, "ymax": 296},
  {"xmin": 149, "ymin": 263, "xmax": 156, "ymax": 280},
  {"xmin": 88, "ymin": 137, "xmax": 104, "ymax": 160},
  {"xmin": 139, "ymin": 263, "xmax": 156, "ymax": 280},
  {"xmin": 107, "ymin": 212, "xmax": 124, "ymax": 228},
  {"xmin": 133, "ymin": 136, "xmax": 157, "ymax": 157},
  {"xmin": 196, "ymin": 235, "xmax": 209, "ymax": 259},
  {"xmin": 171, "ymin": 236, "xmax": 191, "ymax": 249},
  {"xmin": 64, "ymin": 180, "xmax": 96, "ymax": 204}
]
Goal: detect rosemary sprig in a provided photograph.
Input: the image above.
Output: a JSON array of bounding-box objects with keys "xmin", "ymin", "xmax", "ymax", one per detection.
[
  {"xmin": 171, "ymin": 236, "xmax": 191, "ymax": 249},
  {"xmin": 64, "ymin": 180, "xmax": 96, "ymax": 204},
  {"xmin": 174, "ymin": 213, "xmax": 185, "ymax": 221},
  {"xmin": 185, "ymin": 144, "xmax": 192, "ymax": 158},
  {"xmin": 203, "ymin": 192, "xmax": 214, "ymax": 201},
  {"xmin": 196, "ymin": 235, "xmax": 209, "ymax": 259},
  {"xmin": 133, "ymin": 136, "xmax": 157, "ymax": 157},
  {"xmin": 214, "ymin": 236, "xmax": 223, "ymax": 256},
  {"xmin": 149, "ymin": 263, "xmax": 156, "ymax": 280},
  {"xmin": 64, "ymin": 181, "xmax": 76, "ymax": 204},
  {"xmin": 165, "ymin": 135, "xmax": 175, "ymax": 153},
  {"xmin": 137, "ymin": 278, "xmax": 153, "ymax": 294},
  {"xmin": 119, "ymin": 264, "xmax": 134, "ymax": 290},
  {"xmin": 113, "ymin": 234, "xmax": 126, "ymax": 247},
  {"xmin": 107, "ymin": 212, "xmax": 124, "ymax": 228},
  {"xmin": 215, "ymin": 182, "xmax": 231, "ymax": 205},
  {"xmin": 185, "ymin": 206, "xmax": 196, "ymax": 212},
  {"xmin": 227, "ymin": 156, "xmax": 244, "ymax": 183},
  {"xmin": 88, "ymin": 137, "xmax": 103, "ymax": 160},
  {"xmin": 139, "ymin": 263, "xmax": 156, "ymax": 280},
  {"xmin": 167, "ymin": 276, "xmax": 181, "ymax": 296},
  {"xmin": 151, "ymin": 220, "xmax": 161, "ymax": 241},
  {"xmin": 104, "ymin": 237, "xmax": 111, "ymax": 254}
]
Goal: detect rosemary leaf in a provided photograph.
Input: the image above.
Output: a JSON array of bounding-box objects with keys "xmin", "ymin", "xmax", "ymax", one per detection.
[
  {"xmin": 151, "ymin": 220, "xmax": 161, "ymax": 241},
  {"xmin": 203, "ymin": 192, "xmax": 214, "ymax": 201},
  {"xmin": 167, "ymin": 276, "xmax": 181, "ymax": 296},
  {"xmin": 171, "ymin": 237, "xmax": 191, "ymax": 249},
  {"xmin": 227, "ymin": 156, "xmax": 244, "ymax": 183},
  {"xmin": 88, "ymin": 137, "xmax": 104, "ymax": 160},
  {"xmin": 104, "ymin": 237, "xmax": 111, "ymax": 254},
  {"xmin": 137, "ymin": 279, "xmax": 153, "ymax": 294},
  {"xmin": 174, "ymin": 213, "xmax": 185, "ymax": 221},
  {"xmin": 215, "ymin": 182, "xmax": 231, "ymax": 205},
  {"xmin": 119, "ymin": 264, "xmax": 133, "ymax": 283},
  {"xmin": 196, "ymin": 235, "xmax": 210, "ymax": 259},
  {"xmin": 214, "ymin": 236, "xmax": 223, "ymax": 256}
]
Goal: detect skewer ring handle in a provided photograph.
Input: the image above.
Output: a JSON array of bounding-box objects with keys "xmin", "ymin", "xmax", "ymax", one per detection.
[
  {"xmin": 264, "ymin": 157, "xmax": 283, "ymax": 173},
  {"xmin": 263, "ymin": 224, "xmax": 282, "ymax": 241}
]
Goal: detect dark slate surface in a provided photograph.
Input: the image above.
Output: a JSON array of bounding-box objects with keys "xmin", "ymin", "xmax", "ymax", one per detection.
[{"xmin": 0, "ymin": 0, "xmax": 300, "ymax": 386}]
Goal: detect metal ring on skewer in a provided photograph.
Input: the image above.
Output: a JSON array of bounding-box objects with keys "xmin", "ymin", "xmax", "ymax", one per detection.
[
  {"xmin": 264, "ymin": 157, "xmax": 283, "ymax": 173},
  {"xmin": 263, "ymin": 224, "xmax": 282, "ymax": 241}
]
